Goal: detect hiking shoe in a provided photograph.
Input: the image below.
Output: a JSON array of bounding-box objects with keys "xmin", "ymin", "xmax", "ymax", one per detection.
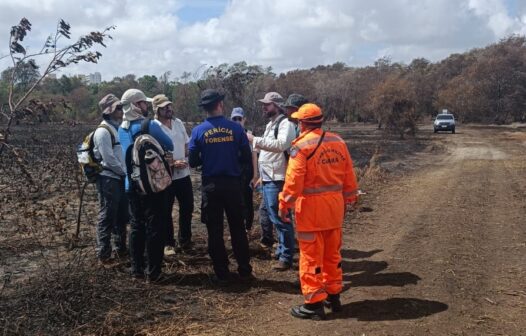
[
  {"xmin": 178, "ymin": 242, "xmax": 197, "ymax": 255},
  {"xmin": 239, "ymin": 273, "xmax": 256, "ymax": 283},
  {"xmin": 259, "ymin": 240, "xmax": 274, "ymax": 250},
  {"xmin": 290, "ymin": 302, "xmax": 326, "ymax": 320},
  {"xmin": 146, "ymin": 272, "xmax": 168, "ymax": 284},
  {"xmin": 164, "ymin": 246, "xmax": 176, "ymax": 256},
  {"xmin": 210, "ymin": 273, "xmax": 233, "ymax": 286},
  {"xmin": 272, "ymin": 260, "xmax": 291, "ymax": 271},
  {"xmin": 323, "ymin": 294, "xmax": 342, "ymax": 312},
  {"xmin": 131, "ymin": 271, "xmax": 145, "ymax": 281}
]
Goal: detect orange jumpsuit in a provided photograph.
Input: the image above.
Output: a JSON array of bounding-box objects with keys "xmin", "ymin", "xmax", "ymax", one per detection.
[{"xmin": 278, "ymin": 128, "xmax": 358, "ymax": 304}]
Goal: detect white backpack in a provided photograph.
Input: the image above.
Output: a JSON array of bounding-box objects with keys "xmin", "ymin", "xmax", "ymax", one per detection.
[{"xmin": 130, "ymin": 119, "xmax": 172, "ymax": 194}]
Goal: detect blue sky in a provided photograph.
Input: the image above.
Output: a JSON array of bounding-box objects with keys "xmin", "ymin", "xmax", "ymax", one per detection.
[
  {"xmin": 1, "ymin": 0, "xmax": 526, "ymax": 79},
  {"xmin": 177, "ymin": 0, "xmax": 228, "ymax": 25}
]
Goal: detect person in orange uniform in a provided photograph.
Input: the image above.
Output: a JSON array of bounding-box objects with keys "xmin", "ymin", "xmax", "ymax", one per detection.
[{"xmin": 278, "ymin": 103, "xmax": 359, "ymax": 320}]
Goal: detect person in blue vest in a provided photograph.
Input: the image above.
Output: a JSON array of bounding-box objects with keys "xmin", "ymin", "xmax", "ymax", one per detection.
[
  {"xmin": 189, "ymin": 89, "xmax": 254, "ymax": 285},
  {"xmin": 118, "ymin": 88, "xmax": 174, "ymax": 283}
]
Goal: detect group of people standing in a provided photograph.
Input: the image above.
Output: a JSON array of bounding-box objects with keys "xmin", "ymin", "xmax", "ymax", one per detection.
[{"xmin": 91, "ymin": 87, "xmax": 359, "ymax": 320}]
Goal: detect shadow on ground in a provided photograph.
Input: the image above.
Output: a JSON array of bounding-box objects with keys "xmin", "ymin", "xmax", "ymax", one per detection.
[
  {"xmin": 332, "ymin": 298, "xmax": 448, "ymax": 321},
  {"xmin": 340, "ymin": 249, "xmax": 383, "ymax": 259}
]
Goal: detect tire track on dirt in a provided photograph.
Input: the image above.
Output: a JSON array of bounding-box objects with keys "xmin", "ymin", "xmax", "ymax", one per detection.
[{"xmin": 345, "ymin": 128, "xmax": 526, "ymax": 335}]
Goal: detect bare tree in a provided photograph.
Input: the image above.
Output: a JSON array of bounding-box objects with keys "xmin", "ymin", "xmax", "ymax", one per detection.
[{"xmin": 0, "ymin": 18, "xmax": 114, "ymax": 156}]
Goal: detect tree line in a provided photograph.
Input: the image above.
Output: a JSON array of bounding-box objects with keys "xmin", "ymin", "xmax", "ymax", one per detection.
[{"xmin": 2, "ymin": 35, "xmax": 526, "ymax": 138}]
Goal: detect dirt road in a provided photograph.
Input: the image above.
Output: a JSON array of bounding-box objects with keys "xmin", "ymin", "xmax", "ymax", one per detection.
[{"xmin": 239, "ymin": 127, "xmax": 526, "ymax": 335}]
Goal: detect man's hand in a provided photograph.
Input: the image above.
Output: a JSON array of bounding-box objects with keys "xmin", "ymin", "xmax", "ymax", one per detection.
[
  {"xmin": 173, "ymin": 160, "xmax": 188, "ymax": 169},
  {"xmin": 251, "ymin": 177, "xmax": 261, "ymax": 189},
  {"xmin": 278, "ymin": 207, "xmax": 291, "ymax": 223},
  {"xmin": 246, "ymin": 132, "xmax": 254, "ymax": 143}
]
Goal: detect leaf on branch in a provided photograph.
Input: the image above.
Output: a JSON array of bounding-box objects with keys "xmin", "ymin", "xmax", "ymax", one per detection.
[
  {"xmin": 59, "ymin": 19, "xmax": 71, "ymax": 39},
  {"xmin": 52, "ymin": 60, "xmax": 66, "ymax": 69},
  {"xmin": 10, "ymin": 18, "xmax": 32, "ymax": 43},
  {"xmin": 10, "ymin": 41, "xmax": 26, "ymax": 55},
  {"xmin": 44, "ymin": 35, "xmax": 54, "ymax": 48}
]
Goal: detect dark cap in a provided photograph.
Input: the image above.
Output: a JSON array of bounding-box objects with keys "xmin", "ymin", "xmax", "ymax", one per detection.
[
  {"xmin": 99, "ymin": 94, "xmax": 122, "ymax": 115},
  {"xmin": 198, "ymin": 89, "xmax": 225, "ymax": 107},
  {"xmin": 283, "ymin": 94, "xmax": 308, "ymax": 109}
]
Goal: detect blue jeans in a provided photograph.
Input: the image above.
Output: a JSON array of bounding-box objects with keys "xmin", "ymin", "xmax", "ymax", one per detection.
[
  {"xmin": 96, "ymin": 175, "xmax": 128, "ymax": 260},
  {"xmin": 259, "ymin": 193, "xmax": 275, "ymax": 247},
  {"xmin": 262, "ymin": 181, "xmax": 295, "ymax": 264}
]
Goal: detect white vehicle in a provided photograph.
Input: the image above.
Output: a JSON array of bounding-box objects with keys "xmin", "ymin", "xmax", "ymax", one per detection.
[{"xmin": 434, "ymin": 114, "xmax": 456, "ymax": 134}]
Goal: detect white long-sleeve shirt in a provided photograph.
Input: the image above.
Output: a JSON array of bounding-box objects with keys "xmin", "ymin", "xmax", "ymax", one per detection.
[
  {"xmin": 93, "ymin": 120, "xmax": 126, "ymax": 180},
  {"xmin": 253, "ymin": 115, "xmax": 296, "ymax": 181},
  {"xmin": 154, "ymin": 118, "xmax": 190, "ymax": 180}
]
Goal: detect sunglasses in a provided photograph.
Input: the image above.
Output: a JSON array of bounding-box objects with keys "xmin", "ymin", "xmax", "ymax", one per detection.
[{"xmin": 232, "ymin": 116, "xmax": 242, "ymax": 122}]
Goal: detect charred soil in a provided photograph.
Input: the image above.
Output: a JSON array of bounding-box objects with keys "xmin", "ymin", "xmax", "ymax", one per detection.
[{"xmin": 0, "ymin": 123, "xmax": 524, "ymax": 335}]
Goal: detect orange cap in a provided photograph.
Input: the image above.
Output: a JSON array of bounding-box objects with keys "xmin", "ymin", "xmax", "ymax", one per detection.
[{"xmin": 290, "ymin": 103, "xmax": 323, "ymax": 121}]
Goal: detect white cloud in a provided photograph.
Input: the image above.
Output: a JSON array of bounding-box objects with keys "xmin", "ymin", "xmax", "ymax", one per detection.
[{"xmin": 1, "ymin": 0, "xmax": 525, "ymax": 81}]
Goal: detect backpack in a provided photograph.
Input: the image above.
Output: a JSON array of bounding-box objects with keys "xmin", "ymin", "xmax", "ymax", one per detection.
[
  {"xmin": 273, "ymin": 114, "xmax": 291, "ymax": 161},
  {"xmin": 130, "ymin": 118, "xmax": 172, "ymax": 195},
  {"xmin": 76, "ymin": 124, "xmax": 118, "ymax": 183}
]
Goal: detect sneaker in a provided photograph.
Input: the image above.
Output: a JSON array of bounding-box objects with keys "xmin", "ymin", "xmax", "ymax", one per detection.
[
  {"xmin": 290, "ymin": 303, "xmax": 326, "ymax": 320},
  {"xmin": 323, "ymin": 294, "xmax": 342, "ymax": 312},
  {"xmin": 164, "ymin": 246, "xmax": 176, "ymax": 256},
  {"xmin": 259, "ymin": 240, "xmax": 274, "ymax": 249},
  {"xmin": 272, "ymin": 260, "xmax": 291, "ymax": 271}
]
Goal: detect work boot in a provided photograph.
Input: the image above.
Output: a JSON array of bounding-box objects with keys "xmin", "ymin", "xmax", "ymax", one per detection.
[
  {"xmin": 290, "ymin": 302, "xmax": 326, "ymax": 320},
  {"xmin": 323, "ymin": 294, "xmax": 342, "ymax": 312}
]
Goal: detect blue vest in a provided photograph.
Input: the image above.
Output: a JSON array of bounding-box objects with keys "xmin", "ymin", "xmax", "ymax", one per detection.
[{"xmin": 118, "ymin": 119, "xmax": 174, "ymax": 191}]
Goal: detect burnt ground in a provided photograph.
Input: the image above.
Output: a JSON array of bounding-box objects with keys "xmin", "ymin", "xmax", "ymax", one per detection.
[{"xmin": 0, "ymin": 123, "xmax": 525, "ymax": 335}]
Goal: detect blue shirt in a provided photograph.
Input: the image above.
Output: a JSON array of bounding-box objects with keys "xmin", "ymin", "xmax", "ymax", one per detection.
[
  {"xmin": 118, "ymin": 118, "xmax": 174, "ymax": 191},
  {"xmin": 189, "ymin": 115, "xmax": 251, "ymax": 177}
]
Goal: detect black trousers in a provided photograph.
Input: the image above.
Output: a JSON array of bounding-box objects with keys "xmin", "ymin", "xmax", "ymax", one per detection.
[
  {"xmin": 165, "ymin": 175, "xmax": 194, "ymax": 247},
  {"xmin": 201, "ymin": 176, "xmax": 252, "ymax": 278},
  {"xmin": 242, "ymin": 183, "xmax": 254, "ymax": 230},
  {"xmin": 128, "ymin": 189, "xmax": 168, "ymax": 279}
]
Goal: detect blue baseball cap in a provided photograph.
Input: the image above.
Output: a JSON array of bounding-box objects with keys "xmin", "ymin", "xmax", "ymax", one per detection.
[{"xmin": 231, "ymin": 107, "xmax": 245, "ymax": 119}]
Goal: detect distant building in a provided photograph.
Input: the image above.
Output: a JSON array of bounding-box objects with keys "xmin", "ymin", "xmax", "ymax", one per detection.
[
  {"xmin": 78, "ymin": 74, "xmax": 89, "ymax": 84},
  {"xmin": 89, "ymin": 72, "xmax": 101, "ymax": 85},
  {"xmin": 76, "ymin": 72, "xmax": 102, "ymax": 85}
]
